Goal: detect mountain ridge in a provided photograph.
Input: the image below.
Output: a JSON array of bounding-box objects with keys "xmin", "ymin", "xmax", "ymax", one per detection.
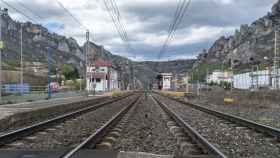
[
  {"xmin": 0, "ymin": 8, "xmax": 195, "ymax": 87},
  {"xmin": 194, "ymin": 0, "xmax": 280, "ymax": 70}
]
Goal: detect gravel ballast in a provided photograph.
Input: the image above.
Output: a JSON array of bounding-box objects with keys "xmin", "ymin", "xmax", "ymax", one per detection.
[
  {"xmin": 2, "ymin": 95, "xmax": 139, "ymax": 150},
  {"xmin": 114, "ymin": 94, "xmax": 177, "ymax": 155},
  {"xmin": 155, "ymin": 94, "xmax": 280, "ymax": 158}
]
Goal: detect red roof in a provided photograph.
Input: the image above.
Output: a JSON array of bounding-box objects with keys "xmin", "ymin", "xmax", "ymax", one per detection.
[{"xmin": 94, "ymin": 59, "xmax": 112, "ymax": 67}]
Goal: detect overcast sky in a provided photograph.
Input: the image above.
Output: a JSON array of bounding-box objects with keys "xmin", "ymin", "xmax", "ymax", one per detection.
[{"xmin": 1, "ymin": 0, "xmax": 278, "ymax": 61}]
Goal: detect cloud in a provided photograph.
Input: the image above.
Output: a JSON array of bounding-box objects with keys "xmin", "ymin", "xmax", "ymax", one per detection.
[
  {"xmin": 213, "ymin": 0, "xmax": 233, "ymax": 5},
  {"xmin": 0, "ymin": 0, "xmax": 277, "ymax": 61}
]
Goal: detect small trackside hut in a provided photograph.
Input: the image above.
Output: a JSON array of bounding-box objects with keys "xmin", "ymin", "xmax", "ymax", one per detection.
[
  {"xmin": 86, "ymin": 59, "xmax": 119, "ymax": 92},
  {"xmin": 156, "ymin": 73, "xmax": 173, "ymax": 90}
]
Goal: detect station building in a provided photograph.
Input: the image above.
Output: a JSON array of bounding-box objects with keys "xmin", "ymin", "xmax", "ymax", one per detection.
[
  {"xmin": 207, "ymin": 70, "xmax": 233, "ymax": 85},
  {"xmin": 86, "ymin": 59, "xmax": 119, "ymax": 92},
  {"xmin": 156, "ymin": 73, "xmax": 173, "ymax": 90}
]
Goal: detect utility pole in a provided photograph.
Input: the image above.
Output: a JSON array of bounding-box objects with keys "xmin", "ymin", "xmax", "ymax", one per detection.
[
  {"xmin": 191, "ymin": 72, "xmax": 194, "ymax": 93},
  {"xmin": 85, "ymin": 30, "xmax": 89, "ymax": 95},
  {"xmin": 206, "ymin": 68, "xmax": 209, "ymax": 91},
  {"xmin": 47, "ymin": 47, "xmax": 52, "ymax": 99},
  {"xmin": 20, "ymin": 24, "xmax": 23, "ymax": 95},
  {"xmin": 0, "ymin": 13, "xmax": 3, "ymax": 103},
  {"xmin": 131, "ymin": 63, "xmax": 134, "ymax": 90},
  {"xmin": 197, "ymin": 80, "xmax": 200, "ymax": 96},
  {"xmin": 186, "ymin": 72, "xmax": 189, "ymax": 93},
  {"xmin": 230, "ymin": 61, "xmax": 233, "ymax": 92},
  {"xmin": 274, "ymin": 31, "xmax": 279, "ymax": 89}
]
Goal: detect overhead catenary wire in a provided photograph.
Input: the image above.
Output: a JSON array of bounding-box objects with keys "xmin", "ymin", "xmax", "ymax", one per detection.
[
  {"xmin": 103, "ymin": 0, "xmax": 131, "ymax": 50},
  {"xmin": 14, "ymin": 0, "xmax": 44, "ymax": 22},
  {"xmin": 166, "ymin": 0, "xmax": 191, "ymax": 46},
  {"xmin": 109, "ymin": 0, "xmax": 129, "ymax": 42},
  {"xmin": 55, "ymin": 0, "xmax": 88, "ymax": 30},
  {"xmin": 0, "ymin": 0, "xmax": 39, "ymax": 23},
  {"xmin": 159, "ymin": 0, "xmax": 191, "ymax": 58},
  {"xmin": 158, "ymin": 0, "xmax": 191, "ymax": 59}
]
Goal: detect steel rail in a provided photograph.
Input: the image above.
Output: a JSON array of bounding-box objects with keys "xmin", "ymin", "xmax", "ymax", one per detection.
[
  {"xmin": 151, "ymin": 95, "xmax": 227, "ymax": 158},
  {"xmin": 0, "ymin": 94, "xmax": 133, "ymax": 147},
  {"xmin": 157, "ymin": 92, "xmax": 280, "ymax": 140},
  {"xmin": 60, "ymin": 95, "xmax": 141, "ymax": 158}
]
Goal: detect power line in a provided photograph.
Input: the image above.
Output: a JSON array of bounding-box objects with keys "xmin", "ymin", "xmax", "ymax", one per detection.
[
  {"xmin": 103, "ymin": 0, "xmax": 130, "ymax": 48},
  {"xmin": 55, "ymin": 0, "xmax": 87, "ymax": 30},
  {"xmin": 168, "ymin": 0, "xmax": 191, "ymax": 44},
  {"xmin": 0, "ymin": 0, "xmax": 39, "ymax": 23},
  {"xmin": 15, "ymin": 0, "xmax": 44, "ymax": 22},
  {"xmin": 159, "ymin": 0, "xmax": 191, "ymax": 58},
  {"xmin": 158, "ymin": 0, "xmax": 191, "ymax": 59}
]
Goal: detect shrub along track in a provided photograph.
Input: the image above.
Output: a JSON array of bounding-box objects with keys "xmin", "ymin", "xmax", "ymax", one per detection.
[{"xmin": 154, "ymin": 93, "xmax": 280, "ymax": 158}]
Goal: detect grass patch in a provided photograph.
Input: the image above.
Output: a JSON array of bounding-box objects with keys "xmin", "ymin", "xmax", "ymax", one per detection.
[
  {"xmin": 258, "ymin": 117, "xmax": 273, "ymax": 124},
  {"xmin": 160, "ymin": 91, "xmax": 185, "ymax": 97},
  {"xmin": 111, "ymin": 91, "xmax": 131, "ymax": 97}
]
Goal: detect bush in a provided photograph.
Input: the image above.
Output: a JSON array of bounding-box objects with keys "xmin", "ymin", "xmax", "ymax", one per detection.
[
  {"xmin": 209, "ymin": 81, "xmax": 218, "ymax": 86},
  {"xmin": 220, "ymin": 81, "xmax": 232, "ymax": 90},
  {"xmin": 161, "ymin": 91, "xmax": 185, "ymax": 97},
  {"xmin": 65, "ymin": 80, "xmax": 75, "ymax": 86},
  {"xmin": 61, "ymin": 64, "xmax": 79, "ymax": 80},
  {"xmin": 111, "ymin": 91, "xmax": 131, "ymax": 97},
  {"xmin": 74, "ymin": 79, "xmax": 86, "ymax": 90}
]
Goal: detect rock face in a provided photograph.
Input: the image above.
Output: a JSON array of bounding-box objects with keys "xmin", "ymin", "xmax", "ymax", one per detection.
[
  {"xmin": 1, "ymin": 8, "xmax": 84, "ymax": 73},
  {"xmin": 196, "ymin": 0, "xmax": 280, "ymax": 68},
  {"xmin": 0, "ymin": 8, "xmax": 195, "ymax": 87}
]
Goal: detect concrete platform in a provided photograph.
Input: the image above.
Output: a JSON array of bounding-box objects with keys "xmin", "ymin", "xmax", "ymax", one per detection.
[{"xmin": 0, "ymin": 95, "xmax": 104, "ymax": 120}]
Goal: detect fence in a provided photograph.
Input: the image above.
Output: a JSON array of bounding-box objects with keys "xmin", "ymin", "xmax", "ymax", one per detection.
[
  {"xmin": 0, "ymin": 84, "xmax": 84, "ymax": 105},
  {"xmin": 234, "ymin": 69, "xmax": 280, "ymax": 90}
]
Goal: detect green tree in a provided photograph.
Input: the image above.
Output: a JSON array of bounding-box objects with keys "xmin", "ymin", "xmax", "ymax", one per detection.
[
  {"xmin": 50, "ymin": 65, "xmax": 57, "ymax": 75},
  {"xmin": 61, "ymin": 64, "xmax": 79, "ymax": 80}
]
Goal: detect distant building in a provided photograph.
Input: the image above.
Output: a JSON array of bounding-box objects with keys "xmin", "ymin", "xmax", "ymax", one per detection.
[
  {"xmin": 86, "ymin": 59, "xmax": 119, "ymax": 92},
  {"xmin": 234, "ymin": 68, "xmax": 280, "ymax": 90},
  {"xmin": 207, "ymin": 70, "xmax": 233, "ymax": 84},
  {"xmin": 156, "ymin": 73, "xmax": 173, "ymax": 90}
]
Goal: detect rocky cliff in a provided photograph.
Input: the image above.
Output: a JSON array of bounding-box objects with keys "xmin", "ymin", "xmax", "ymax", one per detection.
[
  {"xmin": 1, "ymin": 8, "xmax": 84, "ymax": 72},
  {"xmin": 195, "ymin": 0, "xmax": 280, "ymax": 69},
  {"xmin": 0, "ymin": 8, "xmax": 194, "ymax": 87}
]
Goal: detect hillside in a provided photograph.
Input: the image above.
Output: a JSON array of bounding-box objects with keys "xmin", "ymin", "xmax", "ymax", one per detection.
[
  {"xmin": 195, "ymin": 0, "xmax": 280, "ymax": 70},
  {"xmin": 0, "ymin": 8, "xmax": 195, "ymax": 87},
  {"xmin": 134, "ymin": 60, "xmax": 196, "ymax": 86}
]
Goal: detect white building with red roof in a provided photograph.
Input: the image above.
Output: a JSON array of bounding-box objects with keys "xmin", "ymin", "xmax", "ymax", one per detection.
[{"xmin": 86, "ymin": 59, "xmax": 119, "ymax": 92}]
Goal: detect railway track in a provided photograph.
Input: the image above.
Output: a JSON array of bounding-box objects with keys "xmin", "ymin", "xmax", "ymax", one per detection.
[
  {"xmin": 151, "ymin": 95, "xmax": 226, "ymax": 158},
  {"xmin": 155, "ymin": 93, "xmax": 280, "ymax": 157},
  {"xmin": 60, "ymin": 93, "xmax": 226, "ymax": 158},
  {"xmin": 159, "ymin": 93, "xmax": 280, "ymax": 140},
  {"xmin": 0, "ymin": 94, "xmax": 134, "ymax": 148},
  {"xmin": 60, "ymin": 95, "xmax": 142, "ymax": 158}
]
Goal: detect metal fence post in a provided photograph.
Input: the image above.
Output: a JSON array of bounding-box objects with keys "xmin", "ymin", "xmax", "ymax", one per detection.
[{"xmin": 47, "ymin": 47, "xmax": 52, "ymax": 99}]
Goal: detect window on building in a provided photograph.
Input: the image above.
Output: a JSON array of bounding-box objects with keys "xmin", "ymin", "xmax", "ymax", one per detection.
[{"xmin": 96, "ymin": 78, "xmax": 101, "ymax": 83}]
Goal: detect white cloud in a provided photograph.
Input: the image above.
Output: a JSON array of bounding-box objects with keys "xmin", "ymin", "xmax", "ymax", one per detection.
[
  {"xmin": 130, "ymin": 26, "xmax": 236, "ymax": 47},
  {"xmin": 213, "ymin": 0, "xmax": 233, "ymax": 5},
  {"xmin": 1, "ymin": 0, "xmax": 275, "ymax": 60},
  {"xmin": 171, "ymin": 26, "xmax": 236, "ymax": 46}
]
